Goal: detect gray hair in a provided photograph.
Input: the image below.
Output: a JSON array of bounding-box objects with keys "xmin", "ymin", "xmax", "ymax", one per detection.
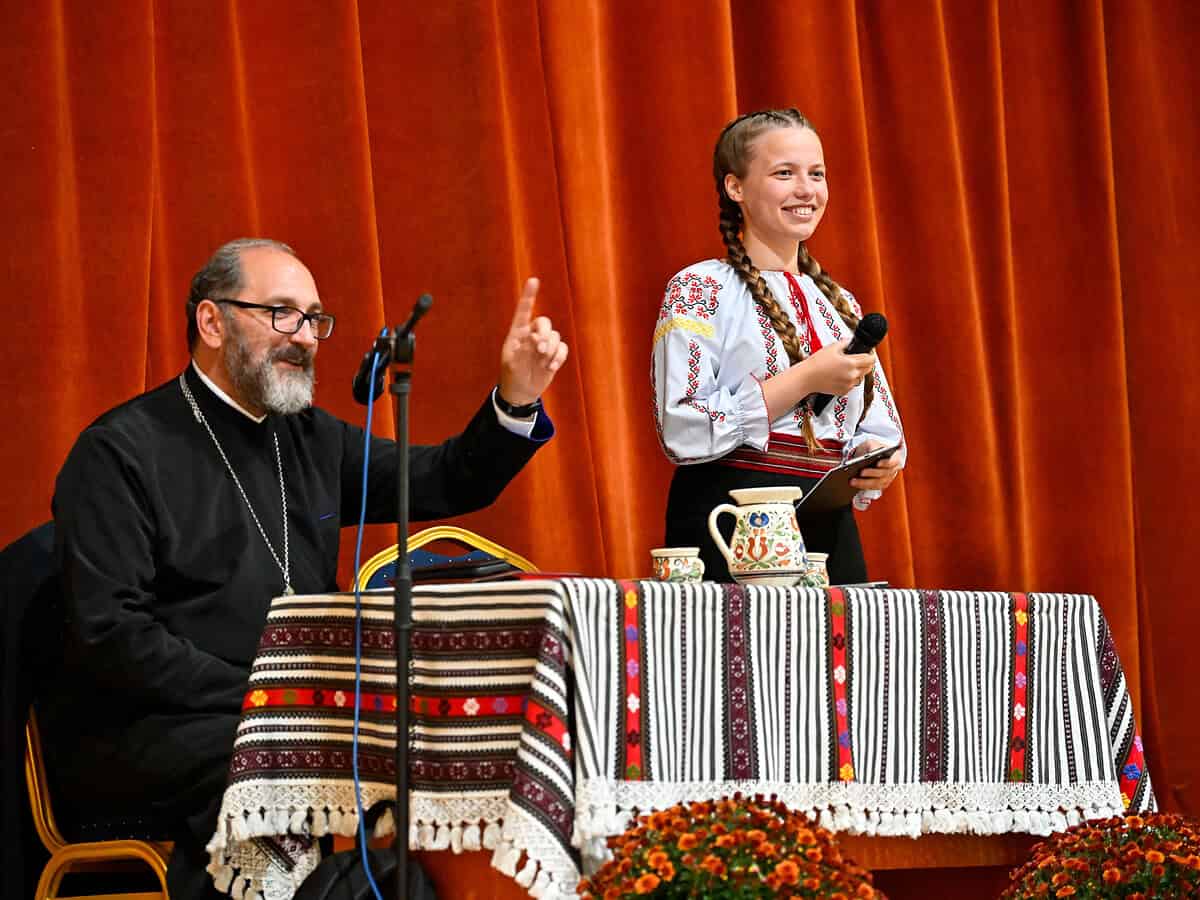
[{"xmin": 186, "ymin": 237, "xmax": 295, "ymax": 349}]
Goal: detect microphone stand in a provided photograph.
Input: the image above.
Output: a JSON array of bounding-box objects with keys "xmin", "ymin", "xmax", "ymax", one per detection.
[
  {"xmin": 367, "ymin": 295, "xmax": 433, "ymax": 900},
  {"xmin": 390, "ymin": 346, "xmax": 415, "ymax": 900}
]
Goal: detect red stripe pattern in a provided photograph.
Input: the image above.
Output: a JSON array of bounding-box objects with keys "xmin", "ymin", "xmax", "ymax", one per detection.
[
  {"xmin": 828, "ymin": 587, "xmax": 854, "ymax": 782},
  {"xmin": 619, "ymin": 580, "xmax": 645, "ymax": 780},
  {"xmin": 1008, "ymin": 592, "xmax": 1030, "ymax": 782}
]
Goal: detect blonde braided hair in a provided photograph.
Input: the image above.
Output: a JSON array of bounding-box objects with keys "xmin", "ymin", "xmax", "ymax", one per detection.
[{"xmin": 713, "ymin": 109, "xmax": 874, "ymax": 446}]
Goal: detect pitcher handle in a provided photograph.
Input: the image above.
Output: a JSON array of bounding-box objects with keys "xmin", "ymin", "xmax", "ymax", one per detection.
[{"xmin": 707, "ymin": 503, "xmax": 739, "ymax": 570}]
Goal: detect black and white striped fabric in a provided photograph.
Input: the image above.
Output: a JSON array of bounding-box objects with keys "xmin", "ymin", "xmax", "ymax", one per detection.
[{"xmin": 567, "ymin": 580, "xmax": 1154, "ymax": 869}]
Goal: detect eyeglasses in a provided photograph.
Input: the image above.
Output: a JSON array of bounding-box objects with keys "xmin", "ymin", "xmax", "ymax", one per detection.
[{"xmin": 212, "ymin": 299, "xmax": 336, "ymax": 340}]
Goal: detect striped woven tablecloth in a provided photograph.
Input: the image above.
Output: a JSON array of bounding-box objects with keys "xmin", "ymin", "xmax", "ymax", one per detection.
[
  {"xmin": 205, "ymin": 581, "xmax": 575, "ymax": 900},
  {"xmin": 568, "ymin": 581, "xmax": 1153, "ymax": 866},
  {"xmin": 206, "ymin": 580, "xmax": 1153, "ymax": 900}
]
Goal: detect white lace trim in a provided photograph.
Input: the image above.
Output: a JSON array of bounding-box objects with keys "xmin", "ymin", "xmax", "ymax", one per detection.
[
  {"xmin": 572, "ymin": 777, "xmax": 1126, "ymax": 868},
  {"xmin": 206, "ymin": 779, "xmax": 579, "ymax": 898}
]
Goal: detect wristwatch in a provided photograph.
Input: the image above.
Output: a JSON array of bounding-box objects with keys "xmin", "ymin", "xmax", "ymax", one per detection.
[{"xmin": 494, "ymin": 388, "xmax": 542, "ymax": 418}]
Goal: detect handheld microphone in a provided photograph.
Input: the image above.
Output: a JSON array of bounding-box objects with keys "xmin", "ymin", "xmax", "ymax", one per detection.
[
  {"xmin": 351, "ymin": 294, "xmax": 434, "ymax": 405},
  {"xmin": 809, "ymin": 312, "xmax": 887, "ymax": 416}
]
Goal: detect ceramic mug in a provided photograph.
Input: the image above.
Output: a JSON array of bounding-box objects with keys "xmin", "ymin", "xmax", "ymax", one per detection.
[
  {"xmin": 650, "ymin": 547, "xmax": 705, "ymax": 583},
  {"xmin": 800, "ymin": 552, "xmax": 830, "ymax": 588},
  {"xmin": 707, "ymin": 486, "xmax": 806, "ymax": 587}
]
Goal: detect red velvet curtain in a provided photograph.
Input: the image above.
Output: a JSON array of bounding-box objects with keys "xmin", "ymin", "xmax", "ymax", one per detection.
[{"xmin": 2, "ymin": 1, "xmax": 1195, "ymax": 814}]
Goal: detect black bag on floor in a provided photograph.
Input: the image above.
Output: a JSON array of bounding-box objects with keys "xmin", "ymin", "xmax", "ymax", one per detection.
[{"xmin": 292, "ymin": 847, "xmax": 436, "ymax": 900}]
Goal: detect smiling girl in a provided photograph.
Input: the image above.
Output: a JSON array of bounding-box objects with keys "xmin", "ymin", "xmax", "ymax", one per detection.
[{"xmin": 652, "ymin": 108, "xmax": 906, "ymax": 584}]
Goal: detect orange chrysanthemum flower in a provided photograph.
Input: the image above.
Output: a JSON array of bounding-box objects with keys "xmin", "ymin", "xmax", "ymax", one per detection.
[
  {"xmin": 634, "ymin": 872, "xmax": 660, "ymax": 894},
  {"xmin": 700, "ymin": 854, "xmax": 725, "ymax": 876},
  {"xmin": 774, "ymin": 860, "xmax": 800, "ymax": 886}
]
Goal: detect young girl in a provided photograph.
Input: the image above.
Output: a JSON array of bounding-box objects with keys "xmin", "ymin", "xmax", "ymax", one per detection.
[{"xmin": 652, "ymin": 108, "xmax": 905, "ymax": 584}]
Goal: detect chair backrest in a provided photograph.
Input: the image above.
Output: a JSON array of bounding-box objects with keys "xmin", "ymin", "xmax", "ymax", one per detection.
[
  {"xmin": 24, "ymin": 708, "xmax": 68, "ymax": 853},
  {"xmin": 355, "ymin": 525, "xmax": 537, "ymax": 591}
]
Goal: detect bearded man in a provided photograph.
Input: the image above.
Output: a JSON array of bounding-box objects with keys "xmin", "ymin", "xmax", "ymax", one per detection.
[{"xmin": 40, "ymin": 238, "xmax": 566, "ymax": 897}]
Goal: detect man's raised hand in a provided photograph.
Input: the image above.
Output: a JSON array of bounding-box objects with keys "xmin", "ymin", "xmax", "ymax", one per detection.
[{"xmin": 497, "ymin": 277, "xmax": 568, "ymax": 407}]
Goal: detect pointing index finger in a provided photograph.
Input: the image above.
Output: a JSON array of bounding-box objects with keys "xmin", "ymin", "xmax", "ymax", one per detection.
[{"xmin": 510, "ymin": 277, "xmax": 540, "ymax": 331}]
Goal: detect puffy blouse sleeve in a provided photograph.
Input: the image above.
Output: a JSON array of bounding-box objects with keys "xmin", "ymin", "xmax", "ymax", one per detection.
[{"xmin": 651, "ymin": 262, "xmax": 771, "ymax": 464}]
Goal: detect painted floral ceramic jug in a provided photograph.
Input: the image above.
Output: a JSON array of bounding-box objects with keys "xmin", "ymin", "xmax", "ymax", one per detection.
[{"xmin": 707, "ymin": 486, "xmax": 807, "ymax": 586}]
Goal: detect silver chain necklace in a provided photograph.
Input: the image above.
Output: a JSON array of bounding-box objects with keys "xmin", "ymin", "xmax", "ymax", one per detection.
[{"xmin": 179, "ymin": 374, "xmax": 293, "ymax": 595}]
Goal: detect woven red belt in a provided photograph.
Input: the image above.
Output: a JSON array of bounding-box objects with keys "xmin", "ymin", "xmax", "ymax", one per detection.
[{"xmin": 718, "ymin": 432, "xmax": 845, "ymax": 477}]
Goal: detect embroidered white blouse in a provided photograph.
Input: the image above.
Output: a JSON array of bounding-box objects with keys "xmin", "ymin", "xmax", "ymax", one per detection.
[{"xmin": 651, "ymin": 259, "xmax": 906, "ymax": 500}]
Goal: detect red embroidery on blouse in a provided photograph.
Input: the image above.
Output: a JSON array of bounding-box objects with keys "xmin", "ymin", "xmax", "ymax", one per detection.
[
  {"xmin": 813, "ymin": 292, "xmax": 846, "ymax": 341},
  {"xmin": 755, "ymin": 306, "xmax": 781, "ymax": 376},
  {"xmin": 682, "ymin": 340, "xmax": 725, "ymax": 423},
  {"xmin": 782, "ymin": 272, "xmax": 824, "ymax": 355},
  {"xmin": 661, "ymin": 272, "xmax": 722, "ymax": 322},
  {"xmin": 873, "ymin": 365, "xmax": 901, "ymax": 428}
]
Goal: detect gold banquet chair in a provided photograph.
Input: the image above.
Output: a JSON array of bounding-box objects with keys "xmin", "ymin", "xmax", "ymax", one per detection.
[
  {"xmin": 355, "ymin": 525, "xmax": 537, "ymax": 590},
  {"xmin": 25, "ymin": 708, "xmax": 172, "ymax": 900}
]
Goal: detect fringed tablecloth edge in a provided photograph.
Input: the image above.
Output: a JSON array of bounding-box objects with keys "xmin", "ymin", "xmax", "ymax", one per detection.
[
  {"xmin": 206, "ymin": 783, "xmax": 579, "ymax": 899},
  {"xmin": 571, "ymin": 777, "xmax": 1141, "ymax": 867},
  {"xmin": 483, "ymin": 803, "xmax": 579, "ymax": 899}
]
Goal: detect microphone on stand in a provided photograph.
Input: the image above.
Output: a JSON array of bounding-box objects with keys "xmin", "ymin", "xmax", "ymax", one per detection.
[
  {"xmin": 808, "ymin": 312, "xmax": 888, "ymax": 416},
  {"xmin": 351, "ymin": 294, "xmax": 434, "ymax": 404}
]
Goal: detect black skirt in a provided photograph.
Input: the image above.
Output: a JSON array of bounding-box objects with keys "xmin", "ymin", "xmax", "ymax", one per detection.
[{"xmin": 664, "ymin": 461, "xmax": 867, "ymax": 585}]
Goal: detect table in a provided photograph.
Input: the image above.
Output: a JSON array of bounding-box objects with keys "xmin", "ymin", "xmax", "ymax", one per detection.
[{"xmin": 206, "ymin": 580, "xmax": 1154, "ymax": 900}]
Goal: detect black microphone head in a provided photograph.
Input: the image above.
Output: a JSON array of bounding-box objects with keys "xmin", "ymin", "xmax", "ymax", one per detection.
[{"xmin": 855, "ymin": 312, "xmax": 888, "ymax": 347}]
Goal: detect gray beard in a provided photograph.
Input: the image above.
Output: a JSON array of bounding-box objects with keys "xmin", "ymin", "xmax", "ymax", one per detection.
[{"xmin": 224, "ymin": 325, "xmax": 316, "ymax": 416}]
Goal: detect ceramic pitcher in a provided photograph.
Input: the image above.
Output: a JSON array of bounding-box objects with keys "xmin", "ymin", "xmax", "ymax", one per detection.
[{"xmin": 707, "ymin": 486, "xmax": 806, "ymax": 586}]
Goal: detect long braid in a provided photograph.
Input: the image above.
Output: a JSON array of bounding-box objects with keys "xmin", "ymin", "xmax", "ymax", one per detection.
[
  {"xmin": 718, "ymin": 193, "xmax": 820, "ymax": 448},
  {"xmin": 797, "ymin": 244, "xmax": 875, "ymax": 420},
  {"xmin": 719, "ymin": 199, "xmax": 804, "ymax": 363}
]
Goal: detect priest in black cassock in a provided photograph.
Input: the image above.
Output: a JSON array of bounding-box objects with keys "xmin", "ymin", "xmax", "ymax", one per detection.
[{"xmin": 40, "ymin": 238, "xmax": 568, "ymax": 898}]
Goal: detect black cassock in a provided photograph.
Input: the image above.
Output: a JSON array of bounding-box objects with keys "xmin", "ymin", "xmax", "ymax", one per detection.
[{"xmin": 42, "ymin": 365, "xmax": 548, "ymax": 897}]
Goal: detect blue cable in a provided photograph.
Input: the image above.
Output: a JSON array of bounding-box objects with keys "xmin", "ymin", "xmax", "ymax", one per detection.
[{"xmin": 351, "ymin": 345, "xmax": 385, "ymax": 900}]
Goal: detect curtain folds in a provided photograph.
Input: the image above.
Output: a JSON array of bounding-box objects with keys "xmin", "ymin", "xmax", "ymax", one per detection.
[{"xmin": 1, "ymin": 0, "xmax": 1195, "ymax": 814}]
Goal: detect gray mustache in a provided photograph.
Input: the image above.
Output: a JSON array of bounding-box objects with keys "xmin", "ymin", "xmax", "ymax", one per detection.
[{"xmin": 272, "ymin": 348, "xmax": 314, "ymax": 368}]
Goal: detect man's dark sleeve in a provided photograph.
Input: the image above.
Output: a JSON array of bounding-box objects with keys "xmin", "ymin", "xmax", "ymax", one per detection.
[
  {"xmin": 340, "ymin": 395, "xmax": 551, "ymax": 523},
  {"xmin": 53, "ymin": 428, "xmax": 247, "ymax": 712}
]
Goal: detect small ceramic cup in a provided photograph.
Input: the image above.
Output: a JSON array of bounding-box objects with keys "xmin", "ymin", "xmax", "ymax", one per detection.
[
  {"xmin": 800, "ymin": 552, "xmax": 830, "ymax": 589},
  {"xmin": 650, "ymin": 547, "xmax": 705, "ymax": 583}
]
